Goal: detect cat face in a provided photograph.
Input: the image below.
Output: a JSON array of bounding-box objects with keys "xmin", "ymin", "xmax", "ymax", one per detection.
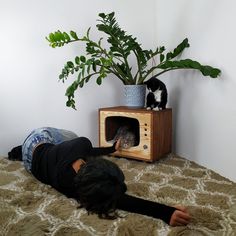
[
  {"xmin": 120, "ymin": 132, "xmax": 136, "ymax": 149},
  {"xmin": 144, "ymin": 77, "xmax": 157, "ymax": 92},
  {"xmin": 144, "ymin": 77, "xmax": 165, "ymax": 92},
  {"xmin": 113, "ymin": 126, "xmax": 136, "ymax": 149}
]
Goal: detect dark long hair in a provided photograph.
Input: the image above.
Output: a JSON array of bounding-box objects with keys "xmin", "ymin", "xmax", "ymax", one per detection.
[{"xmin": 74, "ymin": 158, "xmax": 127, "ymax": 219}]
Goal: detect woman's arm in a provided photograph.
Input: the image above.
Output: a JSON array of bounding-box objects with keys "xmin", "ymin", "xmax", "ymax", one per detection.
[
  {"xmin": 87, "ymin": 139, "xmax": 121, "ymax": 157},
  {"xmin": 116, "ymin": 194, "xmax": 190, "ymax": 226}
]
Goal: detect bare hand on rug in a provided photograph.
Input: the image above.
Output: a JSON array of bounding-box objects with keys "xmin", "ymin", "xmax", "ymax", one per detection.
[{"xmin": 169, "ymin": 206, "xmax": 191, "ymax": 226}]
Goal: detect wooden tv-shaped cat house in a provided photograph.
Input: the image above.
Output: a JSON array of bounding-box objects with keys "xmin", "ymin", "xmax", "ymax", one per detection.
[{"xmin": 99, "ymin": 106, "xmax": 172, "ymax": 162}]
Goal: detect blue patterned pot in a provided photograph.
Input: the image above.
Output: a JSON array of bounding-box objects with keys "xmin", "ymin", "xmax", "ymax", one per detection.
[{"xmin": 124, "ymin": 85, "xmax": 146, "ymax": 108}]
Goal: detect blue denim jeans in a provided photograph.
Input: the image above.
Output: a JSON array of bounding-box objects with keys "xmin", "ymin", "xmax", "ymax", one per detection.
[{"xmin": 22, "ymin": 127, "xmax": 78, "ymax": 172}]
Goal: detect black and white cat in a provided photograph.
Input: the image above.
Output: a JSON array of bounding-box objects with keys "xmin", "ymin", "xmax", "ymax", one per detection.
[{"xmin": 144, "ymin": 77, "xmax": 168, "ymax": 110}]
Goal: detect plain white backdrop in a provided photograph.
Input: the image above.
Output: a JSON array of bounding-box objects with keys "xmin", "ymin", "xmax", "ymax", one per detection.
[{"xmin": 1, "ymin": 0, "xmax": 236, "ymax": 181}]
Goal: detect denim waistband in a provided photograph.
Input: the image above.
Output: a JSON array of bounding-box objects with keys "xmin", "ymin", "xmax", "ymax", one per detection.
[{"xmin": 22, "ymin": 127, "xmax": 78, "ymax": 172}]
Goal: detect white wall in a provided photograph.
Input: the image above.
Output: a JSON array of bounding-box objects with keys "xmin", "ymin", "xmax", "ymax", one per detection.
[
  {"xmin": 0, "ymin": 0, "xmax": 155, "ymax": 154},
  {"xmin": 154, "ymin": 0, "xmax": 236, "ymax": 181}
]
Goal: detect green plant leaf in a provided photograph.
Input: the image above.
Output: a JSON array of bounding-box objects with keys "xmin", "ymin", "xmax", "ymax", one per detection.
[
  {"xmin": 65, "ymin": 84, "xmax": 73, "ymax": 96},
  {"xmin": 59, "ymin": 74, "xmax": 64, "ymax": 80},
  {"xmin": 95, "ymin": 59, "xmax": 101, "ymax": 65},
  {"xmin": 86, "ymin": 61, "xmax": 91, "ymax": 74},
  {"xmin": 66, "ymin": 97, "xmax": 76, "ymax": 110},
  {"xmin": 166, "ymin": 38, "xmax": 190, "ymax": 60},
  {"xmin": 70, "ymin": 31, "xmax": 78, "ymax": 40},
  {"xmin": 160, "ymin": 54, "xmax": 165, "ymax": 62},
  {"xmin": 108, "ymin": 12, "xmax": 115, "ymax": 19},
  {"xmin": 81, "ymin": 64, "xmax": 85, "ymax": 77},
  {"xmin": 98, "ymin": 13, "xmax": 106, "ymax": 19},
  {"xmin": 85, "ymin": 75, "xmax": 92, "ymax": 83},
  {"xmin": 80, "ymin": 56, "xmax": 86, "ymax": 63},
  {"xmin": 157, "ymin": 59, "xmax": 221, "ymax": 78},
  {"xmin": 75, "ymin": 56, "xmax": 80, "ymax": 65},
  {"xmin": 67, "ymin": 61, "xmax": 74, "ymax": 68},
  {"xmin": 63, "ymin": 32, "xmax": 71, "ymax": 41},
  {"xmin": 54, "ymin": 31, "xmax": 64, "ymax": 41},
  {"xmin": 96, "ymin": 76, "xmax": 102, "ymax": 85},
  {"xmin": 49, "ymin": 33, "xmax": 55, "ymax": 42},
  {"xmin": 79, "ymin": 80, "xmax": 84, "ymax": 88},
  {"xmin": 86, "ymin": 27, "xmax": 91, "ymax": 38},
  {"xmin": 92, "ymin": 61, "xmax": 97, "ymax": 72},
  {"xmin": 77, "ymin": 72, "xmax": 82, "ymax": 82}
]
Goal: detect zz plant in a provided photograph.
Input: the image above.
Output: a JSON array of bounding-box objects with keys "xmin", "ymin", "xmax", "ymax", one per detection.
[{"xmin": 46, "ymin": 12, "xmax": 221, "ymax": 109}]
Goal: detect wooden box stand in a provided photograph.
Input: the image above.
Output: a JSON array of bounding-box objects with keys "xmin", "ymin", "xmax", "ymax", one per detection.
[{"xmin": 99, "ymin": 106, "xmax": 172, "ymax": 162}]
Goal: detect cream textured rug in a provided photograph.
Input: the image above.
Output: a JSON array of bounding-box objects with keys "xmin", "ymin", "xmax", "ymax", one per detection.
[{"xmin": 0, "ymin": 154, "xmax": 236, "ymax": 236}]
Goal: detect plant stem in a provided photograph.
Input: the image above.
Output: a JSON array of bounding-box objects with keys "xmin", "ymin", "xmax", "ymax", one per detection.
[
  {"xmin": 133, "ymin": 50, "xmax": 143, "ymax": 84},
  {"xmin": 142, "ymin": 67, "xmax": 194, "ymax": 83},
  {"xmin": 100, "ymin": 19, "xmax": 134, "ymax": 83}
]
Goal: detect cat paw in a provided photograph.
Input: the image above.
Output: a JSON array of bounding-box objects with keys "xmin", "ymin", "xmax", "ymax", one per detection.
[
  {"xmin": 153, "ymin": 107, "xmax": 160, "ymax": 111},
  {"xmin": 146, "ymin": 107, "xmax": 151, "ymax": 110}
]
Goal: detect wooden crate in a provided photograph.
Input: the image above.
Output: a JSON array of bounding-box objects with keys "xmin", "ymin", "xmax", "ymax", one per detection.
[{"xmin": 99, "ymin": 106, "xmax": 172, "ymax": 162}]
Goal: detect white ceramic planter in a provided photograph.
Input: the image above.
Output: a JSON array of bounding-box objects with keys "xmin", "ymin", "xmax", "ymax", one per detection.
[{"xmin": 124, "ymin": 85, "xmax": 146, "ymax": 108}]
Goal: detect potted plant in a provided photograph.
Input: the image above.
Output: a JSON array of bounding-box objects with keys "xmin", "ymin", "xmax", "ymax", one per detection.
[{"xmin": 46, "ymin": 12, "xmax": 221, "ymax": 109}]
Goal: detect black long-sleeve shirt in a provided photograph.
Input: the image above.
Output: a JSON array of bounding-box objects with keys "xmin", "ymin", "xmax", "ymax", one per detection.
[
  {"xmin": 31, "ymin": 137, "xmax": 175, "ymax": 224},
  {"xmin": 32, "ymin": 137, "xmax": 115, "ymax": 197}
]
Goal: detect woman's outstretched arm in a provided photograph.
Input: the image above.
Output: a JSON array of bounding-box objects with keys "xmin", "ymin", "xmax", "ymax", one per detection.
[
  {"xmin": 116, "ymin": 193, "xmax": 191, "ymax": 226},
  {"xmin": 87, "ymin": 139, "xmax": 121, "ymax": 158}
]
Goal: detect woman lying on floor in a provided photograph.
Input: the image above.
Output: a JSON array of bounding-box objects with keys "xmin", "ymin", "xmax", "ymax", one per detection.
[{"xmin": 8, "ymin": 127, "xmax": 191, "ymax": 226}]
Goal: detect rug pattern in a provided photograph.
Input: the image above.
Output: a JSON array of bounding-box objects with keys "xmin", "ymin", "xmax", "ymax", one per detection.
[{"xmin": 0, "ymin": 154, "xmax": 236, "ymax": 236}]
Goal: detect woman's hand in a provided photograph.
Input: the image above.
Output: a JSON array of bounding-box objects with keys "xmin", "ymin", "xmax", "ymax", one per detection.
[
  {"xmin": 169, "ymin": 206, "xmax": 191, "ymax": 226},
  {"xmin": 115, "ymin": 138, "xmax": 121, "ymax": 151}
]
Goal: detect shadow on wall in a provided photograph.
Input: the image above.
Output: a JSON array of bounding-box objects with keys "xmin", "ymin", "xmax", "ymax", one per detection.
[
  {"xmin": 166, "ymin": 70, "xmax": 201, "ymax": 157},
  {"xmin": 168, "ymin": 85, "xmax": 181, "ymax": 152}
]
